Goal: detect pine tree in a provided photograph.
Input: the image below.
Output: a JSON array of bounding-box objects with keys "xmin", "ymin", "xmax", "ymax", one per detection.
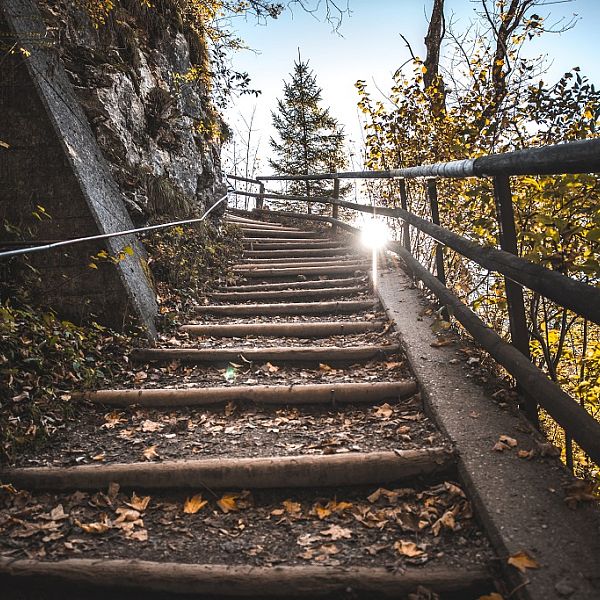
[{"xmin": 269, "ymin": 57, "xmax": 347, "ymax": 212}]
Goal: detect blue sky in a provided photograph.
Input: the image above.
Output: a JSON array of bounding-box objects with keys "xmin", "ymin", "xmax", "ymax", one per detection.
[{"xmin": 224, "ymin": 0, "xmax": 599, "ymax": 172}]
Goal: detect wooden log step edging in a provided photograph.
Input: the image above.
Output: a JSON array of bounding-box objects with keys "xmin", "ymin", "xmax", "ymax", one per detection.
[
  {"xmin": 242, "ymin": 237, "xmax": 332, "ymax": 245},
  {"xmin": 73, "ymin": 380, "xmax": 417, "ymax": 407},
  {"xmin": 0, "ymin": 447, "xmax": 453, "ymax": 491},
  {"xmin": 180, "ymin": 320, "xmax": 387, "ymax": 338},
  {"xmin": 0, "ymin": 558, "xmax": 492, "ymax": 597},
  {"xmin": 235, "ymin": 259, "xmax": 371, "ymax": 269},
  {"xmin": 130, "ymin": 344, "xmax": 401, "ymax": 365},
  {"xmin": 244, "ymin": 247, "xmax": 360, "ymax": 258},
  {"xmin": 225, "ymin": 214, "xmax": 280, "ymax": 226},
  {"xmin": 236, "ymin": 265, "xmax": 371, "ymax": 279},
  {"xmin": 209, "ymin": 286, "xmax": 367, "ymax": 302},
  {"xmin": 242, "ymin": 240, "xmax": 345, "ymax": 250},
  {"xmin": 240, "ymin": 228, "xmax": 323, "ymax": 239},
  {"xmin": 226, "ymin": 221, "xmax": 301, "ymax": 232},
  {"xmin": 215, "ymin": 277, "xmax": 366, "ymax": 293},
  {"xmin": 193, "ymin": 300, "xmax": 378, "ymax": 316}
]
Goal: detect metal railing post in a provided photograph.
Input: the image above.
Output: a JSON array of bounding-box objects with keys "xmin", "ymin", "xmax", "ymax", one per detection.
[
  {"xmin": 399, "ymin": 179, "xmax": 410, "ymax": 252},
  {"xmin": 332, "ymin": 177, "xmax": 340, "ymax": 234},
  {"xmin": 493, "ymin": 175, "xmax": 538, "ymax": 427}
]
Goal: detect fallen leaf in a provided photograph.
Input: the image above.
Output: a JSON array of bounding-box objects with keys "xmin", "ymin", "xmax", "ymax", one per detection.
[
  {"xmin": 394, "ymin": 540, "xmax": 425, "ymax": 557},
  {"xmin": 128, "ymin": 529, "xmax": 148, "ymax": 542},
  {"xmin": 92, "ymin": 453, "xmax": 105, "ymax": 461},
  {"xmin": 114, "ymin": 508, "xmax": 141, "ymax": 523},
  {"xmin": 508, "ymin": 550, "xmax": 540, "ymax": 572},
  {"xmin": 319, "ymin": 363, "xmax": 333, "ymax": 372},
  {"xmin": 141, "ymin": 420, "xmax": 162, "ymax": 432},
  {"xmin": 478, "ymin": 594, "xmax": 505, "ymax": 600},
  {"xmin": 564, "ymin": 481, "xmax": 597, "ymax": 509},
  {"xmin": 134, "ymin": 371, "xmax": 148, "ymax": 383},
  {"xmin": 431, "ymin": 510, "xmax": 456, "ymax": 536},
  {"xmin": 320, "ymin": 525, "xmax": 352, "ymax": 540},
  {"xmin": 102, "ymin": 411, "xmax": 126, "ymax": 429},
  {"xmin": 499, "ymin": 435, "xmax": 517, "ymax": 448},
  {"xmin": 142, "ymin": 445, "xmax": 159, "ymax": 460},
  {"xmin": 183, "ymin": 494, "xmax": 208, "ymax": 514},
  {"xmin": 283, "ymin": 499, "xmax": 302, "ymax": 517},
  {"xmin": 384, "ymin": 361, "xmax": 402, "ymax": 369},
  {"xmin": 517, "ymin": 449, "xmax": 535, "ymax": 460},
  {"xmin": 265, "ymin": 362, "xmax": 279, "ymax": 373},
  {"xmin": 126, "ymin": 492, "xmax": 151, "ymax": 511},
  {"xmin": 318, "ymin": 543, "xmax": 340, "ymax": 555},
  {"xmin": 493, "ymin": 441, "xmax": 510, "ymax": 452},
  {"xmin": 374, "ymin": 403, "xmax": 394, "ymax": 419},
  {"xmin": 217, "ymin": 493, "xmax": 239, "ymax": 513},
  {"xmin": 76, "ymin": 515, "xmax": 111, "ymax": 535}
]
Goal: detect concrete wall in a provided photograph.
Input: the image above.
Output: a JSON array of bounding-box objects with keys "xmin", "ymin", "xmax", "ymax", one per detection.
[{"xmin": 0, "ymin": 0, "xmax": 157, "ymax": 336}]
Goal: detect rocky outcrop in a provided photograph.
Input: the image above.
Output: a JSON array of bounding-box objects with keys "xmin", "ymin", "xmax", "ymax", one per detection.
[{"xmin": 39, "ymin": 0, "xmax": 227, "ymax": 223}]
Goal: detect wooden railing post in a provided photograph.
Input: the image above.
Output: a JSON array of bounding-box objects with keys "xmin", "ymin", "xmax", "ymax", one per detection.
[
  {"xmin": 493, "ymin": 175, "xmax": 538, "ymax": 427},
  {"xmin": 426, "ymin": 179, "xmax": 445, "ymax": 285},
  {"xmin": 399, "ymin": 179, "xmax": 410, "ymax": 252},
  {"xmin": 257, "ymin": 182, "xmax": 265, "ymax": 211},
  {"xmin": 332, "ymin": 177, "xmax": 340, "ymax": 234}
]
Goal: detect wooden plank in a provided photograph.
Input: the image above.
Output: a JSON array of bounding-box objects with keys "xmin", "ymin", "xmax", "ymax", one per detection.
[
  {"xmin": 242, "ymin": 240, "xmax": 344, "ymax": 250},
  {"xmin": 73, "ymin": 381, "xmax": 416, "ymax": 407},
  {"xmin": 240, "ymin": 229, "xmax": 323, "ymax": 239},
  {"xmin": 130, "ymin": 344, "xmax": 400, "ymax": 365},
  {"xmin": 244, "ymin": 248, "xmax": 358, "ymax": 258},
  {"xmin": 0, "ymin": 558, "xmax": 492, "ymax": 597},
  {"xmin": 193, "ymin": 300, "xmax": 377, "ymax": 316},
  {"xmin": 235, "ymin": 259, "xmax": 371, "ymax": 269},
  {"xmin": 235, "ymin": 264, "xmax": 371, "ymax": 278},
  {"xmin": 209, "ymin": 286, "xmax": 367, "ymax": 302},
  {"xmin": 215, "ymin": 277, "xmax": 366, "ymax": 292},
  {"xmin": 180, "ymin": 321, "xmax": 386, "ymax": 338},
  {"xmin": 0, "ymin": 447, "xmax": 453, "ymax": 491}
]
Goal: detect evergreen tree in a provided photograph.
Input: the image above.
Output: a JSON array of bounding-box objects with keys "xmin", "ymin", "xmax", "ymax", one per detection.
[{"xmin": 269, "ymin": 57, "xmax": 348, "ymax": 212}]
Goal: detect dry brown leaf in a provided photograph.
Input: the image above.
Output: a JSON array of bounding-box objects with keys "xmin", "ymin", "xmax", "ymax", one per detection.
[
  {"xmin": 374, "ymin": 403, "xmax": 394, "ymax": 419},
  {"xmin": 134, "ymin": 371, "xmax": 148, "ymax": 383},
  {"xmin": 320, "ymin": 525, "xmax": 352, "ymax": 540},
  {"xmin": 394, "ymin": 540, "xmax": 425, "ymax": 557},
  {"xmin": 92, "ymin": 453, "xmax": 105, "ymax": 461},
  {"xmin": 102, "ymin": 411, "xmax": 126, "ymax": 429},
  {"xmin": 183, "ymin": 494, "xmax": 208, "ymax": 514},
  {"xmin": 493, "ymin": 441, "xmax": 510, "ymax": 452},
  {"xmin": 283, "ymin": 499, "xmax": 302, "ymax": 517},
  {"xmin": 128, "ymin": 529, "xmax": 148, "ymax": 542},
  {"xmin": 76, "ymin": 515, "xmax": 111, "ymax": 535},
  {"xmin": 319, "ymin": 363, "xmax": 333, "ymax": 372},
  {"xmin": 499, "ymin": 435, "xmax": 518, "ymax": 448},
  {"xmin": 217, "ymin": 493, "xmax": 239, "ymax": 513},
  {"xmin": 318, "ymin": 543, "xmax": 340, "ymax": 555},
  {"xmin": 126, "ymin": 492, "xmax": 150, "ymax": 511},
  {"xmin": 265, "ymin": 362, "xmax": 279, "ymax": 373},
  {"xmin": 142, "ymin": 445, "xmax": 159, "ymax": 460},
  {"xmin": 478, "ymin": 594, "xmax": 505, "ymax": 600},
  {"xmin": 507, "ymin": 550, "xmax": 540, "ymax": 572},
  {"xmin": 314, "ymin": 505, "xmax": 331, "ymax": 520},
  {"xmin": 564, "ymin": 481, "xmax": 597, "ymax": 509},
  {"xmin": 517, "ymin": 449, "xmax": 535, "ymax": 460},
  {"xmin": 384, "ymin": 361, "xmax": 402, "ymax": 369},
  {"xmin": 431, "ymin": 510, "xmax": 456, "ymax": 536},
  {"xmin": 141, "ymin": 420, "xmax": 162, "ymax": 432},
  {"xmin": 298, "ymin": 548, "xmax": 315, "ymax": 560},
  {"xmin": 114, "ymin": 507, "xmax": 141, "ymax": 523}
]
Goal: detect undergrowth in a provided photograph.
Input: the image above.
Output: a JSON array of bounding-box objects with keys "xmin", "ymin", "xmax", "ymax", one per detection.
[
  {"xmin": 0, "ymin": 217, "xmax": 243, "ymax": 464},
  {"xmin": 0, "ymin": 297, "xmax": 131, "ymax": 464}
]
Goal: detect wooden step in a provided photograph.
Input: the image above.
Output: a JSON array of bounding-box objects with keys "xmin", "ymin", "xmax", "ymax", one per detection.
[
  {"xmin": 235, "ymin": 264, "xmax": 371, "ymax": 278},
  {"xmin": 241, "ymin": 230, "xmax": 323, "ymax": 239},
  {"xmin": 193, "ymin": 300, "xmax": 377, "ymax": 316},
  {"xmin": 130, "ymin": 343, "xmax": 401, "ymax": 365},
  {"xmin": 226, "ymin": 220, "xmax": 301, "ymax": 232},
  {"xmin": 209, "ymin": 286, "xmax": 367, "ymax": 302},
  {"xmin": 0, "ymin": 559, "xmax": 492, "ymax": 599},
  {"xmin": 73, "ymin": 381, "xmax": 415, "ymax": 407},
  {"xmin": 215, "ymin": 277, "xmax": 366, "ymax": 293},
  {"xmin": 244, "ymin": 247, "xmax": 358, "ymax": 258},
  {"xmin": 236, "ymin": 258, "xmax": 370, "ymax": 269},
  {"xmin": 243, "ymin": 240, "xmax": 344, "ymax": 250},
  {"xmin": 180, "ymin": 320, "xmax": 386, "ymax": 338},
  {"xmin": 0, "ymin": 447, "xmax": 452, "ymax": 491},
  {"xmin": 225, "ymin": 214, "xmax": 283, "ymax": 227}
]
